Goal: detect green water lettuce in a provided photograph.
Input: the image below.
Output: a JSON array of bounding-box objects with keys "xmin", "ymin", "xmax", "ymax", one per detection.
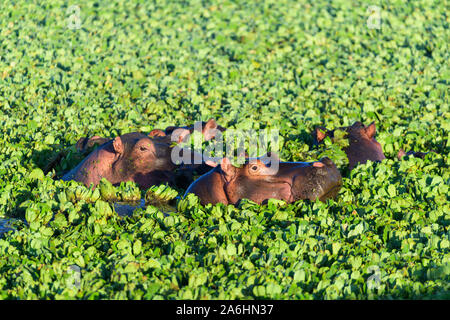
[{"xmin": 0, "ymin": 0, "xmax": 448, "ymax": 300}]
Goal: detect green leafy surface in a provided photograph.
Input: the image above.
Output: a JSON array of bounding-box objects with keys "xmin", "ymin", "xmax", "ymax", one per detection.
[{"xmin": 0, "ymin": 0, "xmax": 448, "ymax": 299}]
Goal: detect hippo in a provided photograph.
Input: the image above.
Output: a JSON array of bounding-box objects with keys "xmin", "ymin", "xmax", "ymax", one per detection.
[
  {"xmin": 76, "ymin": 119, "xmax": 224, "ymax": 155},
  {"xmin": 75, "ymin": 135, "xmax": 111, "ymax": 155},
  {"xmin": 313, "ymin": 122, "xmax": 435, "ymax": 170},
  {"xmin": 314, "ymin": 121, "xmax": 386, "ymax": 170},
  {"xmin": 62, "ymin": 119, "xmax": 225, "ymax": 189},
  {"xmin": 63, "ymin": 132, "xmax": 178, "ymax": 189},
  {"xmin": 164, "ymin": 118, "xmax": 226, "ymax": 142},
  {"xmin": 184, "ymin": 155, "xmax": 342, "ymax": 205}
]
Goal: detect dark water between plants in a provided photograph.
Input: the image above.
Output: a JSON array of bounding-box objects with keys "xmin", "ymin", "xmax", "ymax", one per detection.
[
  {"xmin": 113, "ymin": 198, "xmax": 174, "ymax": 217},
  {"xmin": 0, "ymin": 218, "xmax": 16, "ymax": 236},
  {"xmin": 113, "ymin": 198, "xmax": 147, "ymax": 217},
  {"xmin": 0, "ymin": 198, "xmax": 172, "ymax": 236}
]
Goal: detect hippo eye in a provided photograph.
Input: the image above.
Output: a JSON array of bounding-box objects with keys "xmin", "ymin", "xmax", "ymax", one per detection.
[{"xmin": 250, "ymin": 165, "xmax": 258, "ymax": 171}]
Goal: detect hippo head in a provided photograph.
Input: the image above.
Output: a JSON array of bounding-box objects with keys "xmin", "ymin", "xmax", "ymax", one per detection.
[
  {"xmin": 100, "ymin": 132, "xmax": 177, "ymax": 188},
  {"xmin": 113, "ymin": 132, "xmax": 176, "ymax": 173},
  {"xmin": 164, "ymin": 118, "xmax": 226, "ymax": 142},
  {"xmin": 65, "ymin": 120, "xmax": 226, "ymax": 189},
  {"xmin": 76, "ymin": 118, "xmax": 224, "ymax": 154},
  {"xmin": 185, "ymin": 154, "xmax": 342, "ymax": 205},
  {"xmin": 314, "ymin": 121, "xmax": 386, "ymax": 170},
  {"xmin": 112, "ymin": 128, "xmax": 218, "ymax": 188}
]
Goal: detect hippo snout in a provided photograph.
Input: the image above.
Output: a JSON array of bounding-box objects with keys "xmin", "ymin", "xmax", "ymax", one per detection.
[
  {"xmin": 291, "ymin": 158, "xmax": 342, "ymax": 202},
  {"xmin": 313, "ymin": 164, "xmax": 329, "ymax": 176},
  {"xmin": 319, "ymin": 157, "xmax": 335, "ymax": 168}
]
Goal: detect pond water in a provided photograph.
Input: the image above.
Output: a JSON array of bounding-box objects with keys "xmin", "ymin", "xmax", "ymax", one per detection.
[
  {"xmin": 0, "ymin": 218, "xmax": 16, "ymax": 236},
  {"xmin": 113, "ymin": 198, "xmax": 174, "ymax": 217},
  {"xmin": 0, "ymin": 198, "xmax": 173, "ymax": 237},
  {"xmin": 113, "ymin": 198, "xmax": 146, "ymax": 217}
]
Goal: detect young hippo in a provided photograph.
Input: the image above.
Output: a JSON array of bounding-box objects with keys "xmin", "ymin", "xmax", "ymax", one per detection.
[
  {"xmin": 184, "ymin": 155, "xmax": 342, "ymax": 205},
  {"xmin": 314, "ymin": 122, "xmax": 386, "ymax": 170}
]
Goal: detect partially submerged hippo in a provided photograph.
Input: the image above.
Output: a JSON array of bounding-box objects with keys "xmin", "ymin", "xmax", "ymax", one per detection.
[
  {"xmin": 314, "ymin": 122, "xmax": 434, "ymax": 169},
  {"xmin": 75, "ymin": 136, "xmax": 112, "ymax": 155},
  {"xmin": 76, "ymin": 119, "xmax": 224, "ymax": 155},
  {"xmin": 63, "ymin": 119, "xmax": 225, "ymax": 189},
  {"xmin": 314, "ymin": 122, "xmax": 386, "ymax": 170},
  {"xmin": 63, "ymin": 132, "xmax": 178, "ymax": 189},
  {"xmin": 184, "ymin": 155, "xmax": 342, "ymax": 205},
  {"xmin": 164, "ymin": 119, "xmax": 226, "ymax": 142}
]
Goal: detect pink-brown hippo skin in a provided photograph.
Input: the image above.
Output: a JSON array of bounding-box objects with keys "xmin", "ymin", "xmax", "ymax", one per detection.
[
  {"xmin": 62, "ymin": 132, "xmax": 180, "ymax": 189},
  {"xmin": 164, "ymin": 118, "xmax": 226, "ymax": 141},
  {"xmin": 184, "ymin": 156, "xmax": 342, "ymax": 206},
  {"xmin": 76, "ymin": 136, "xmax": 112, "ymax": 154},
  {"xmin": 314, "ymin": 122, "xmax": 386, "ymax": 170},
  {"xmin": 63, "ymin": 120, "xmax": 225, "ymax": 189},
  {"xmin": 75, "ymin": 118, "xmax": 224, "ymax": 155},
  {"xmin": 167, "ymin": 118, "xmax": 227, "ymax": 188}
]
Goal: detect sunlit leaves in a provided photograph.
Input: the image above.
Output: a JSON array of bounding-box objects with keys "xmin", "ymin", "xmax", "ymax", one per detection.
[{"xmin": 0, "ymin": 0, "xmax": 448, "ymax": 300}]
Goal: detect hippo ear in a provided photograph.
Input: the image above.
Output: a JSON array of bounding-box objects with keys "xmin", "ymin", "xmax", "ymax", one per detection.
[
  {"xmin": 204, "ymin": 119, "xmax": 217, "ymax": 129},
  {"xmin": 171, "ymin": 128, "xmax": 191, "ymax": 144},
  {"xmin": 164, "ymin": 126, "xmax": 177, "ymax": 135},
  {"xmin": 397, "ymin": 148, "xmax": 406, "ymax": 160},
  {"xmin": 220, "ymin": 158, "xmax": 236, "ymax": 178},
  {"xmin": 314, "ymin": 127, "xmax": 328, "ymax": 143},
  {"xmin": 112, "ymin": 136, "xmax": 124, "ymax": 154},
  {"xmin": 76, "ymin": 137, "xmax": 89, "ymax": 152},
  {"xmin": 202, "ymin": 119, "xmax": 219, "ymax": 141},
  {"xmin": 148, "ymin": 129, "xmax": 166, "ymax": 138},
  {"xmin": 76, "ymin": 135, "xmax": 105, "ymax": 153},
  {"xmin": 365, "ymin": 122, "xmax": 376, "ymax": 139}
]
